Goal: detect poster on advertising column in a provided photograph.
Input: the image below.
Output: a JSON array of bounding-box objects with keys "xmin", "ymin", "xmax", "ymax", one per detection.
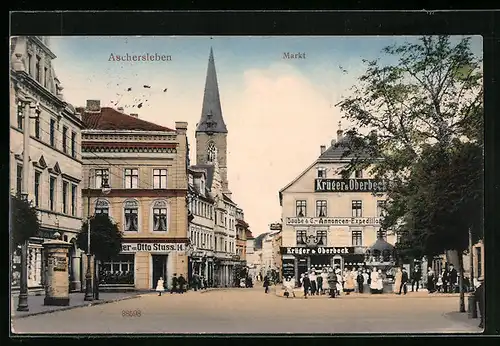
[{"xmin": 282, "ymin": 259, "xmax": 295, "ymax": 279}]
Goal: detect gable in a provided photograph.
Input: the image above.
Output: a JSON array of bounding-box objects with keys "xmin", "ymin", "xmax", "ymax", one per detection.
[{"xmin": 49, "ymin": 162, "xmax": 62, "ymax": 175}]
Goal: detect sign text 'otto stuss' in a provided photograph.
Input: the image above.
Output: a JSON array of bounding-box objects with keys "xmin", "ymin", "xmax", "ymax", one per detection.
[{"xmin": 121, "ymin": 243, "xmax": 186, "ymax": 253}]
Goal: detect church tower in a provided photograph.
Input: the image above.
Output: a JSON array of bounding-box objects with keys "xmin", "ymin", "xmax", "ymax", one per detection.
[{"xmin": 195, "ymin": 47, "xmax": 231, "ymax": 197}]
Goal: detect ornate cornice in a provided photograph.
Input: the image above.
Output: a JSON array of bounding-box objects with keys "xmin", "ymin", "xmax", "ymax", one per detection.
[{"xmin": 82, "ymin": 141, "xmax": 178, "ymax": 153}]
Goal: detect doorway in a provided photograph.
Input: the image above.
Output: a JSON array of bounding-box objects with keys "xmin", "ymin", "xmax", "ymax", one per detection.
[
  {"xmin": 332, "ymin": 256, "xmax": 343, "ymax": 271},
  {"xmin": 151, "ymin": 255, "xmax": 168, "ymax": 289}
]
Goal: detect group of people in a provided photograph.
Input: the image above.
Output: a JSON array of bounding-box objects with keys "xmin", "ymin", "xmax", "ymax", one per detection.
[
  {"xmin": 425, "ymin": 264, "xmax": 459, "ymax": 293},
  {"xmin": 155, "ymin": 273, "xmax": 187, "ymax": 296}
]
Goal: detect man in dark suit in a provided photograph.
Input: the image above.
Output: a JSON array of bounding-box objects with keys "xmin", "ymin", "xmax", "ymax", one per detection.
[
  {"xmin": 474, "ymin": 278, "xmax": 484, "ymax": 329},
  {"xmin": 411, "ymin": 267, "xmax": 422, "ymax": 292},
  {"xmin": 399, "ymin": 268, "xmax": 409, "ymax": 295},
  {"xmin": 448, "ymin": 264, "xmax": 458, "ymax": 293}
]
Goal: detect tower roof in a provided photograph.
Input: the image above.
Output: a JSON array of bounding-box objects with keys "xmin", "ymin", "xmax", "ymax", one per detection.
[{"xmin": 196, "ymin": 47, "xmax": 228, "ymax": 134}]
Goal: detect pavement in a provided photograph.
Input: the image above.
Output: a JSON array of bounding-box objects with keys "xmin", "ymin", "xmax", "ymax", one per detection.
[{"xmin": 11, "ymin": 285, "xmax": 483, "ymax": 334}]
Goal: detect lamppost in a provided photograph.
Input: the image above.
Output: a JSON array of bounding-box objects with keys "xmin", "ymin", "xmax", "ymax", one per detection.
[
  {"xmin": 84, "ymin": 172, "xmax": 111, "ymax": 301},
  {"xmin": 17, "ymin": 99, "xmax": 40, "ymax": 312}
]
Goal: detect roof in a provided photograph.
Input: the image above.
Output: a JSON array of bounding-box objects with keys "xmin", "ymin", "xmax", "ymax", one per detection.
[
  {"xmin": 190, "ymin": 164, "xmax": 215, "ymax": 190},
  {"xmin": 196, "ymin": 47, "xmax": 228, "ymax": 134},
  {"xmin": 81, "ymin": 107, "xmax": 174, "ymax": 132},
  {"xmin": 317, "ymin": 133, "xmax": 370, "ymax": 162},
  {"xmin": 223, "ymin": 193, "xmax": 236, "ymax": 205},
  {"xmin": 245, "ymin": 229, "xmax": 254, "ymax": 239},
  {"xmin": 369, "ymin": 238, "xmax": 395, "ymax": 252},
  {"xmin": 237, "ymin": 219, "xmax": 249, "ymax": 228},
  {"xmin": 253, "ymin": 232, "xmax": 270, "ymax": 250}
]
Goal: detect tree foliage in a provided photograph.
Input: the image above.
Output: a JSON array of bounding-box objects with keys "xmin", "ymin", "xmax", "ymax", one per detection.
[
  {"xmin": 76, "ymin": 214, "xmax": 123, "ymax": 261},
  {"xmin": 336, "ymin": 35, "xmax": 483, "ymax": 256},
  {"xmin": 10, "ymin": 194, "xmax": 41, "ymax": 250}
]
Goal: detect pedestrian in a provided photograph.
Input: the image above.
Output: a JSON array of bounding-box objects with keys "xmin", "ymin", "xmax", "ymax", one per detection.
[
  {"xmin": 370, "ymin": 267, "xmax": 379, "ymax": 294},
  {"xmin": 309, "ymin": 270, "xmax": 318, "ymax": 295},
  {"xmin": 335, "ymin": 269, "xmax": 343, "ymax": 296},
  {"xmin": 317, "ymin": 270, "xmax": 324, "ymax": 295},
  {"xmin": 299, "ymin": 273, "xmax": 305, "ymax": 288},
  {"xmin": 363, "ymin": 269, "xmax": 370, "ymax": 294},
  {"xmin": 178, "ymin": 274, "xmax": 187, "ymax": 294},
  {"xmin": 171, "ymin": 273, "xmax": 178, "ymax": 294},
  {"xmin": 398, "ymin": 268, "xmax": 409, "ymax": 295},
  {"xmin": 302, "ymin": 273, "xmax": 311, "ymax": 299},
  {"xmin": 327, "ymin": 268, "xmax": 337, "ymax": 298},
  {"xmin": 442, "ymin": 268, "xmax": 450, "ymax": 293},
  {"xmin": 156, "ymin": 277, "xmax": 165, "ymax": 296},
  {"xmin": 356, "ymin": 270, "xmax": 365, "ymax": 294},
  {"xmin": 474, "ymin": 277, "xmax": 484, "ymax": 329},
  {"xmin": 393, "ymin": 267, "xmax": 402, "ymax": 294},
  {"xmin": 448, "ymin": 264, "xmax": 458, "ymax": 293},
  {"xmin": 436, "ymin": 274, "xmax": 444, "ymax": 292},
  {"xmin": 320, "ymin": 269, "xmax": 328, "ymax": 295},
  {"xmin": 344, "ymin": 269, "xmax": 355, "ymax": 295},
  {"xmin": 284, "ymin": 276, "xmax": 296, "ymax": 298},
  {"xmin": 263, "ymin": 275, "xmax": 270, "ymax": 293},
  {"xmin": 411, "ymin": 267, "xmax": 422, "ymax": 292},
  {"xmin": 377, "ymin": 269, "xmax": 384, "ymax": 293},
  {"xmin": 352, "ymin": 267, "xmax": 359, "ymax": 293},
  {"xmin": 426, "ymin": 267, "xmax": 436, "ymax": 293}
]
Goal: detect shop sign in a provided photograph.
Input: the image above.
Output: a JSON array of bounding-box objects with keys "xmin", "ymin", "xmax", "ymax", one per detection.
[
  {"xmin": 282, "ymin": 259, "xmax": 295, "ymax": 278},
  {"xmin": 280, "ymin": 247, "xmax": 354, "ymax": 256},
  {"xmin": 121, "ymin": 242, "xmax": 186, "ymax": 253},
  {"xmin": 315, "ymin": 178, "xmax": 387, "ymax": 193},
  {"xmin": 286, "ymin": 217, "xmax": 380, "ymax": 226}
]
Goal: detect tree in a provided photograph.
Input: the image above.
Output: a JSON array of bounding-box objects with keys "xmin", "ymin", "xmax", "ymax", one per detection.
[
  {"xmin": 76, "ymin": 214, "xmax": 123, "ymax": 261},
  {"xmin": 10, "ymin": 194, "xmax": 41, "ymax": 251}
]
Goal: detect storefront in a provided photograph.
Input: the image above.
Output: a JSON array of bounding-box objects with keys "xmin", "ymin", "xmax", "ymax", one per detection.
[
  {"xmin": 188, "ymin": 250, "xmax": 214, "ymax": 287},
  {"xmin": 281, "ymin": 246, "xmax": 366, "ymax": 281},
  {"xmin": 100, "ymin": 241, "xmax": 187, "ymax": 290}
]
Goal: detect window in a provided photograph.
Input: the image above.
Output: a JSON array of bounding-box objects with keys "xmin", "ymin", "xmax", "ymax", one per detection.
[
  {"xmin": 35, "ymin": 56, "xmax": 41, "ymax": 82},
  {"xmin": 27, "ymin": 53, "xmax": 32, "ymax": 74},
  {"xmin": 317, "ymin": 167, "xmax": 326, "ymax": 178},
  {"xmin": 124, "ymin": 168, "xmax": 138, "ymax": 189},
  {"xmin": 101, "ymin": 255, "xmax": 134, "ymax": 284},
  {"xmin": 296, "ymin": 230, "xmax": 307, "ymax": 245},
  {"xmin": 49, "ymin": 176, "xmax": 56, "ymax": 211},
  {"xmin": 355, "ymin": 169, "xmax": 363, "ymax": 178},
  {"xmin": 95, "ymin": 169, "xmax": 109, "ymax": 189},
  {"xmin": 35, "ymin": 117, "xmax": 40, "ymax": 139},
  {"xmin": 124, "ymin": 200, "xmax": 139, "ymax": 232},
  {"xmin": 476, "ymin": 247, "xmax": 482, "ymax": 278},
  {"xmin": 17, "ymin": 101, "xmax": 23, "ymax": 129},
  {"xmin": 153, "ymin": 169, "xmax": 167, "ymax": 189},
  {"xmin": 34, "ymin": 171, "xmax": 41, "ymax": 207},
  {"xmin": 71, "ymin": 184, "xmax": 77, "ymax": 216},
  {"xmin": 95, "ymin": 199, "xmax": 110, "ymax": 214},
  {"xmin": 44, "ymin": 67, "xmax": 48, "ymax": 87},
  {"xmin": 377, "ymin": 200, "xmax": 386, "ymax": 217},
  {"xmin": 316, "ymin": 230, "xmax": 327, "ymax": 246},
  {"xmin": 377, "ymin": 229, "xmax": 387, "ymax": 241},
  {"xmin": 62, "ymin": 181, "xmax": 68, "ymax": 214},
  {"xmin": 62, "ymin": 126, "xmax": 68, "ymax": 153},
  {"xmin": 296, "ymin": 200, "xmax": 307, "ymax": 217},
  {"xmin": 352, "ymin": 200, "xmax": 362, "ymax": 217},
  {"xmin": 316, "ymin": 200, "xmax": 327, "ymax": 217},
  {"xmin": 207, "ymin": 142, "xmax": 216, "ymax": 162},
  {"xmin": 71, "ymin": 132, "xmax": 76, "ymax": 158},
  {"xmin": 50, "ymin": 119, "xmax": 56, "ymax": 147},
  {"xmin": 16, "ymin": 164, "xmax": 23, "ymax": 195},
  {"xmin": 352, "ymin": 230, "xmax": 363, "ymax": 246},
  {"xmin": 152, "ymin": 200, "xmax": 168, "ymax": 231}
]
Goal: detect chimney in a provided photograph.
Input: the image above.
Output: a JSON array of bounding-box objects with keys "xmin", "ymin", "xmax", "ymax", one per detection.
[
  {"xmin": 130, "ymin": 113, "xmax": 139, "ymax": 118},
  {"xmin": 331, "ymin": 139, "xmax": 336, "ymax": 147},
  {"xmin": 86, "ymin": 100, "xmax": 101, "ymax": 112},
  {"xmin": 117, "ymin": 107, "xmax": 124, "ymax": 112},
  {"xmin": 175, "ymin": 121, "xmax": 188, "ymax": 135},
  {"xmin": 320, "ymin": 145, "xmax": 326, "ymax": 154},
  {"xmin": 337, "ymin": 121, "xmax": 343, "ymax": 141}
]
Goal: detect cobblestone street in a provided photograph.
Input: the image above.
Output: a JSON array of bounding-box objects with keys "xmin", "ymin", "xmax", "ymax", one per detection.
[{"xmin": 12, "ymin": 287, "xmax": 482, "ymax": 334}]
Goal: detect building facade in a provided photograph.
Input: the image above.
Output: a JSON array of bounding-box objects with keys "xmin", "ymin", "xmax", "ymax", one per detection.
[
  {"xmin": 236, "ymin": 208, "xmax": 249, "ymax": 262},
  {"xmin": 191, "ymin": 48, "xmax": 248, "ymax": 287},
  {"xmin": 10, "ymin": 36, "xmax": 84, "ymax": 292},
  {"xmin": 81, "ymin": 102, "xmax": 189, "ymax": 291},
  {"xmin": 278, "ymin": 125, "xmax": 396, "ymax": 282}
]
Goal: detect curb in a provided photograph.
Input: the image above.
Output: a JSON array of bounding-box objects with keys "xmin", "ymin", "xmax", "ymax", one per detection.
[
  {"xmin": 11, "ymin": 295, "xmax": 141, "ymax": 320},
  {"xmin": 442, "ymin": 312, "xmax": 483, "ymax": 331},
  {"xmin": 274, "ymin": 289, "xmax": 461, "ymax": 299}
]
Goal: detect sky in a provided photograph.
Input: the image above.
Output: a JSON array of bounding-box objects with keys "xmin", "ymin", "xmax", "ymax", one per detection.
[{"xmin": 48, "ymin": 35, "xmax": 482, "ymax": 236}]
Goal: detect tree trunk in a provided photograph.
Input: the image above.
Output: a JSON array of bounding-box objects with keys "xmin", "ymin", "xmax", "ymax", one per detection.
[{"xmin": 458, "ymin": 254, "xmax": 466, "ymax": 313}]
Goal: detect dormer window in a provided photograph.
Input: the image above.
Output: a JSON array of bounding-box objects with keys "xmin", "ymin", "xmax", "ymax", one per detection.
[
  {"xmin": 317, "ymin": 167, "xmax": 327, "ymax": 178},
  {"xmin": 355, "ymin": 169, "xmax": 363, "ymax": 179}
]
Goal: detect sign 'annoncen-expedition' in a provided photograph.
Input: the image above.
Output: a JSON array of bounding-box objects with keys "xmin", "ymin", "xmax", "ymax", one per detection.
[
  {"xmin": 286, "ymin": 217, "xmax": 380, "ymax": 226},
  {"xmin": 121, "ymin": 243, "xmax": 186, "ymax": 253},
  {"xmin": 280, "ymin": 247, "xmax": 354, "ymax": 255},
  {"xmin": 315, "ymin": 178, "xmax": 387, "ymax": 193}
]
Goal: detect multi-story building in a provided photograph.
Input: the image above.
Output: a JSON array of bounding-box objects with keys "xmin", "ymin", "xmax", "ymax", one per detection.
[
  {"xmin": 80, "ymin": 101, "xmax": 189, "ymax": 291},
  {"xmin": 278, "ymin": 124, "xmax": 396, "ymax": 282},
  {"xmin": 10, "ymin": 36, "xmax": 84, "ymax": 292},
  {"xmin": 236, "ymin": 208, "xmax": 249, "ymax": 263},
  {"xmin": 191, "ymin": 48, "xmax": 248, "ymax": 287}
]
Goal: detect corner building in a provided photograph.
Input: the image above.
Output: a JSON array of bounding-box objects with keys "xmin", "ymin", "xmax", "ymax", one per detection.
[
  {"xmin": 278, "ymin": 126, "xmax": 396, "ymax": 281},
  {"xmin": 81, "ymin": 102, "xmax": 189, "ymax": 291}
]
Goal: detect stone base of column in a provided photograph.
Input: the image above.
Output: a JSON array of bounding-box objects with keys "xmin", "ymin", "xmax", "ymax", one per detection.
[
  {"xmin": 44, "ymin": 297, "xmax": 70, "ymax": 306},
  {"xmin": 70, "ymin": 281, "xmax": 81, "ymax": 292}
]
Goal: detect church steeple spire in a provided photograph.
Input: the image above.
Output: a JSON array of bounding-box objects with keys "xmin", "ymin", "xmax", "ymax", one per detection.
[{"xmin": 196, "ymin": 47, "xmax": 227, "ymax": 134}]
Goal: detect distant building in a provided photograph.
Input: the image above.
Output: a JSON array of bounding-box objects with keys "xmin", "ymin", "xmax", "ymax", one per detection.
[{"xmin": 278, "ymin": 123, "xmax": 396, "ymax": 281}]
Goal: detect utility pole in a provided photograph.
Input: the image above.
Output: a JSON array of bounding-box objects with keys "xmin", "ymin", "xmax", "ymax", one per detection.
[
  {"xmin": 468, "ymin": 228, "xmax": 477, "ymax": 318},
  {"xmin": 84, "ymin": 173, "xmax": 93, "ymax": 301}
]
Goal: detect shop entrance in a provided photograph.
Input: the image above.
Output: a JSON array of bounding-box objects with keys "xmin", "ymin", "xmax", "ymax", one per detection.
[
  {"xmin": 332, "ymin": 255, "xmax": 343, "ymax": 271},
  {"xmin": 297, "ymin": 257, "xmax": 308, "ymax": 279},
  {"xmin": 151, "ymin": 255, "xmax": 168, "ymax": 289}
]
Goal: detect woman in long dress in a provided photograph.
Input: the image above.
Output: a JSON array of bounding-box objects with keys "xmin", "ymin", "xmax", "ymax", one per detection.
[
  {"xmin": 370, "ymin": 267, "xmax": 379, "ymax": 294},
  {"xmin": 156, "ymin": 277, "xmax": 165, "ymax": 296},
  {"xmin": 377, "ymin": 269, "xmax": 384, "ymax": 293},
  {"xmin": 344, "ymin": 270, "xmax": 356, "ymax": 295},
  {"xmin": 335, "ymin": 269, "xmax": 343, "ymax": 295},
  {"xmin": 394, "ymin": 267, "xmax": 402, "ymax": 294}
]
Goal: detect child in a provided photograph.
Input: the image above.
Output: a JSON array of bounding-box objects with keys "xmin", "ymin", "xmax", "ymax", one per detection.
[
  {"xmin": 436, "ymin": 275, "xmax": 443, "ymax": 293},
  {"xmin": 156, "ymin": 277, "xmax": 165, "ymax": 296}
]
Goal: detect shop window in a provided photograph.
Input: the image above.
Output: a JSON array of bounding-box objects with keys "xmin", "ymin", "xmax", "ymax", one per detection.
[{"xmin": 100, "ymin": 254, "xmax": 134, "ymax": 285}]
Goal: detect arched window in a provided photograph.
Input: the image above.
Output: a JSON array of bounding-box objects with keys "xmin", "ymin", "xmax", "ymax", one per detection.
[
  {"xmin": 207, "ymin": 142, "xmax": 216, "ymax": 162},
  {"xmin": 95, "ymin": 199, "xmax": 110, "ymax": 214},
  {"xmin": 152, "ymin": 200, "xmax": 168, "ymax": 232},
  {"xmin": 124, "ymin": 199, "xmax": 139, "ymax": 232}
]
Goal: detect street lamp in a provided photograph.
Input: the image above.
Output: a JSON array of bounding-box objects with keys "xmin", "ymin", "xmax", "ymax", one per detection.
[{"xmin": 84, "ymin": 174, "xmax": 110, "ymax": 301}]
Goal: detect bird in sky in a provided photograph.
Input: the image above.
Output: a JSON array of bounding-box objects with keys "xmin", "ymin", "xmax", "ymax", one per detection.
[
  {"xmin": 143, "ymin": 85, "xmax": 151, "ymax": 89},
  {"xmin": 127, "ymin": 87, "xmax": 132, "ymax": 91},
  {"xmin": 163, "ymin": 88, "xmax": 168, "ymax": 92}
]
